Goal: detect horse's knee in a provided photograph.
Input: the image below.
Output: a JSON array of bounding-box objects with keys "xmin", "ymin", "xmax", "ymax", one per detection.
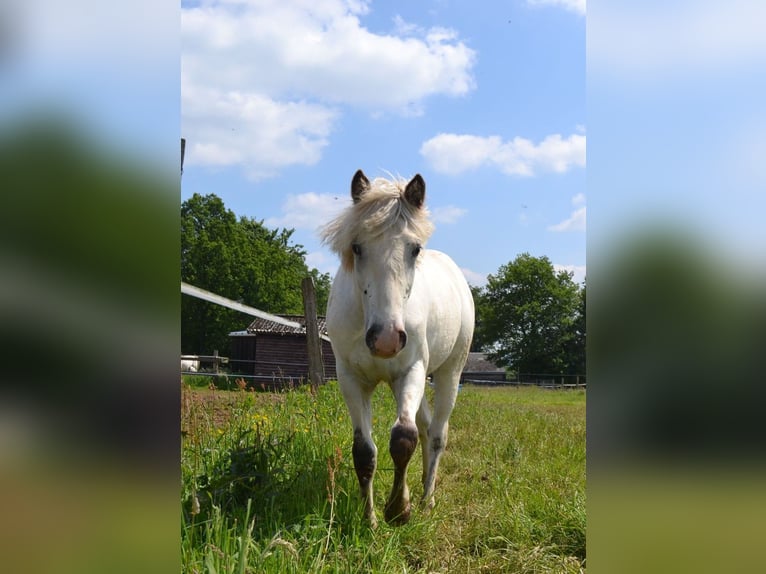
[
  {"xmin": 389, "ymin": 420, "xmax": 418, "ymax": 468},
  {"xmin": 352, "ymin": 429, "xmax": 376, "ymax": 486}
]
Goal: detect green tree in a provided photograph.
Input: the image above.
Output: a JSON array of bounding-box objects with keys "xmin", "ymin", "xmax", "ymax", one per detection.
[
  {"xmin": 470, "ymin": 284, "xmax": 489, "ymax": 352},
  {"xmin": 474, "ymin": 253, "xmax": 582, "ymax": 377},
  {"xmin": 563, "ymin": 283, "xmax": 586, "ymax": 376},
  {"xmin": 181, "ymin": 193, "xmax": 331, "ymax": 355}
]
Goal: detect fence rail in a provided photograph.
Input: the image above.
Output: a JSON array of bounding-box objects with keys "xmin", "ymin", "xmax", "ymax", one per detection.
[
  {"xmin": 180, "ymin": 355, "xmax": 333, "ymax": 387},
  {"xmin": 180, "ymin": 352, "xmax": 228, "ymax": 374},
  {"xmin": 463, "ymin": 378, "xmax": 586, "ymax": 390}
]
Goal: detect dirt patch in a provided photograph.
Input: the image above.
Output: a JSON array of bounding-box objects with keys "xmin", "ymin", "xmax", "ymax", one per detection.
[{"xmin": 181, "ymin": 383, "xmax": 285, "ymax": 435}]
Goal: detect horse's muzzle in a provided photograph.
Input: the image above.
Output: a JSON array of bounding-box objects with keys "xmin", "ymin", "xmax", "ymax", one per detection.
[{"xmin": 366, "ymin": 324, "xmax": 407, "ymax": 358}]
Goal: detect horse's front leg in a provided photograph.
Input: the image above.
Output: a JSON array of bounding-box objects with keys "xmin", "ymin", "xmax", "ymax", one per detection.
[
  {"xmin": 385, "ymin": 364, "xmax": 426, "ymax": 525},
  {"xmin": 338, "ymin": 372, "xmax": 378, "ymax": 527}
]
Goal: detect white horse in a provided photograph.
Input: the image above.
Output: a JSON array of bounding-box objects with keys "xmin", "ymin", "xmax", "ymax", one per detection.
[
  {"xmin": 321, "ymin": 170, "xmax": 474, "ymax": 526},
  {"xmin": 181, "ymin": 358, "xmax": 199, "ymax": 373}
]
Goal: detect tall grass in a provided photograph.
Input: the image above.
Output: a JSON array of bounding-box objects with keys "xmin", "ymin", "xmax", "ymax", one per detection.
[{"xmin": 181, "ymin": 381, "xmax": 585, "ymax": 573}]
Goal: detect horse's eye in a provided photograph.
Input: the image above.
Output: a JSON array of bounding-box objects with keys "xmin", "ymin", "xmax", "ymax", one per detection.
[
  {"xmin": 411, "ymin": 244, "xmax": 422, "ymax": 258},
  {"xmin": 352, "ymin": 243, "xmax": 362, "ymax": 256}
]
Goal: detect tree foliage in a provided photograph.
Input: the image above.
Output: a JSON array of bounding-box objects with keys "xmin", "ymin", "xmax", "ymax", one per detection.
[
  {"xmin": 563, "ymin": 285, "xmax": 586, "ymax": 376},
  {"xmin": 473, "ymin": 253, "xmax": 584, "ymax": 377},
  {"xmin": 181, "ymin": 193, "xmax": 331, "ymax": 355}
]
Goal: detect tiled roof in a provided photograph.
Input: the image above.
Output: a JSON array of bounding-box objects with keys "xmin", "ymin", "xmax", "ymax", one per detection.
[
  {"xmin": 463, "ymin": 352, "xmax": 505, "ymax": 372},
  {"xmin": 246, "ymin": 314, "xmax": 329, "ymax": 336}
]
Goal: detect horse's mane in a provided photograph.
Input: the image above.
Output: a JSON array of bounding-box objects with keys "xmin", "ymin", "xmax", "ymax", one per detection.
[{"xmin": 320, "ymin": 176, "xmax": 435, "ymax": 271}]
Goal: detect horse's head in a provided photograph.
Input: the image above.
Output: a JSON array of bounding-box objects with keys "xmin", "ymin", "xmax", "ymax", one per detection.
[{"xmin": 322, "ymin": 170, "xmax": 434, "ymax": 359}]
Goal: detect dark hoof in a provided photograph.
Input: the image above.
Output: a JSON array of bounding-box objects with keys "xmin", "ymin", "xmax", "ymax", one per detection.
[
  {"xmin": 366, "ymin": 513, "xmax": 379, "ymax": 530},
  {"xmin": 384, "ymin": 500, "xmax": 411, "ymax": 525}
]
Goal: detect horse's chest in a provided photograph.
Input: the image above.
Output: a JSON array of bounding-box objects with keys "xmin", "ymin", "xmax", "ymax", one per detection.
[{"xmin": 346, "ymin": 344, "xmax": 415, "ymax": 384}]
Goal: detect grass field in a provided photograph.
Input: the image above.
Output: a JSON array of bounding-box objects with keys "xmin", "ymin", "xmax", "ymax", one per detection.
[{"xmin": 181, "ymin": 379, "xmax": 585, "ymax": 573}]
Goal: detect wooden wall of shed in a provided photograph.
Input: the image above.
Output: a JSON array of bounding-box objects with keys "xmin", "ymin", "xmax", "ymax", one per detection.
[
  {"xmin": 229, "ymin": 336, "xmax": 256, "ymax": 373},
  {"xmin": 256, "ymin": 335, "xmax": 309, "ymax": 379},
  {"xmin": 460, "ymin": 370, "xmax": 507, "ymax": 383},
  {"xmin": 321, "ymin": 340, "xmax": 337, "ymax": 379},
  {"xmin": 229, "ymin": 334, "xmax": 337, "ymax": 383}
]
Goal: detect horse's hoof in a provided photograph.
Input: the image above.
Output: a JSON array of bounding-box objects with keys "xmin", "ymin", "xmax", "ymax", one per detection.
[
  {"xmin": 363, "ymin": 507, "xmax": 379, "ymax": 529},
  {"xmin": 384, "ymin": 501, "xmax": 411, "ymax": 525},
  {"xmin": 420, "ymin": 497, "xmax": 435, "ymax": 514}
]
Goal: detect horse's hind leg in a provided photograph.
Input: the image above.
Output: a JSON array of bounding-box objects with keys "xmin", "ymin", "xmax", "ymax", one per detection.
[
  {"xmin": 415, "ymin": 395, "xmax": 432, "ymax": 491},
  {"xmin": 421, "ymin": 366, "xmax": 461, "ymax": 511}
]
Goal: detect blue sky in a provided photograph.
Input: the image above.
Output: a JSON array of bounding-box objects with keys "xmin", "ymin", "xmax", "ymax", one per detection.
[
  {"xmin": 181, "ymin": 0, "xmax": 586, "ymax": 286},
  {"xmin": 5, "ymin": 0, "xmax": 763, "ymax": 289}
]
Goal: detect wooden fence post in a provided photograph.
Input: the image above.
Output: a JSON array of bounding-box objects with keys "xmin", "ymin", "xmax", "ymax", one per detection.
[{"xmin": 302, "ymin": 276, "xmax": 324, "ymax": 393}]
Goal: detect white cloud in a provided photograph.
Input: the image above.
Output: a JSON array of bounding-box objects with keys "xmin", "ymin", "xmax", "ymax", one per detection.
[
  {"xmin": 527, "ymin": 0, "xmax": 585, "ymax": 16},
  {"xmin": 431, "ymin": 205, "xmax": 468, "ymax": 224},
  {"xmin": 305, "ymin": 250, "xmax": 339, "ymax": 276},
  {"xmin": 420, "ymin": 134, "xmax": 502, "ymax": 175},
  {"xmin": 461, "ymin": 268, "xmax": 487, "ymax": 287},
  {"xmin": 392, "ymin": 14, "xmax": 421, "ymax": 36},
  {"xmin": 420, "ymin": 133, "xmax": 585, "ymax": 177},
  {"xmin": 265, "ymin": 192, "xmax": 351, "ymax": 231},
  {"xmin": 554, "ymin": 264, "xmax": 586, "ymax": 285},
  {"xmin": 548, "ymin": 206, "xmax": 586, "ymax": 232},
  {"xmin": 182, "ymin": 86, "xmax": 338, "ymax": 180},
  {"xmin": 549, "ymin": 193, "xmax": 586, "ymax": 232},
  {"xmin": 182, "ymin": 0, "xmax": 476, "ymax": 177}
]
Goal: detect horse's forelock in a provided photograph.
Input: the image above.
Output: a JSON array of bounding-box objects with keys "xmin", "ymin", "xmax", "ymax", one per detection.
[{"xmin": 320, "ymin": 177, "xmax": 434, "ymax": 269}]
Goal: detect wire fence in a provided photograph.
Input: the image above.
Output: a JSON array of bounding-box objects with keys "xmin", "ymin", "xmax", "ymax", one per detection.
[{"xmin": 181, "ymin": 354, "xmax": 586, "ymax": 390}]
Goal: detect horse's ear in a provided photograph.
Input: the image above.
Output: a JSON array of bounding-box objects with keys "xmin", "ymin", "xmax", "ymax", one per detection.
[
  {"xmin": 351, "ymin": 170, "xmax": 370, "ymax": 204},
  {"xmin": 404, "ymin": 174, "xmax": 425, "ymax": 209}
]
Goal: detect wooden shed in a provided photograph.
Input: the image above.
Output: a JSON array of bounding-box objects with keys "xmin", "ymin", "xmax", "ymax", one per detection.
[
  {"xmin": 229, "ymin": 314, "xmax": 337, "ymax": 389},
  {"xmin": 460, "ymin": 352, "xmax": 507, "ymax": 384}
]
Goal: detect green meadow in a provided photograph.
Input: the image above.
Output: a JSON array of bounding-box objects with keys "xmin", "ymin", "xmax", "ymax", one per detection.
[{"xmin": 181, "ymin": 379, "xmax": 585, "ymax": 573}]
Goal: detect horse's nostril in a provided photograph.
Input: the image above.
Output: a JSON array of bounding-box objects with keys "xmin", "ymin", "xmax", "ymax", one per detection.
[
  {"xmin": 399, "ymin": 330, "xmax": 407, "ymax": 349},
  {"xmin": 365, "ymin": 326, "xmax": 379, "ymax": 351}
]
